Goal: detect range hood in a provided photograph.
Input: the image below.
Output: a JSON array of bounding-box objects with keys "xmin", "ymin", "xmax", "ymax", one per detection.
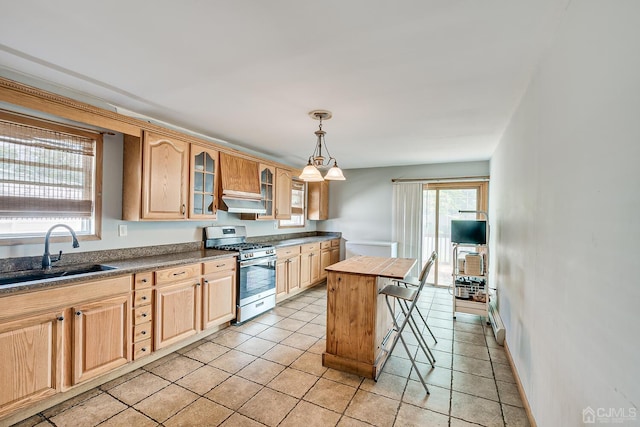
[
  {"xmin": 218, "ymin": 153, "xmax": 266, "ymax": 214},
  {"xmin": 220, "ymin": 195, "xmax": 266, "ymax": 214}
]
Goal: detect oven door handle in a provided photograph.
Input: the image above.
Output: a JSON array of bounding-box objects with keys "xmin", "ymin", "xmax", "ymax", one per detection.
[{"xmin": 239, "ymin": 255, "xmax": 277, "ymax": 268}]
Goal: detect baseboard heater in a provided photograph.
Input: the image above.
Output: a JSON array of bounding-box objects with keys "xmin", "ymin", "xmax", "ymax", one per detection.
[{"xmin": 488, "ymin": 300, "xmax": 505, "ymax": 345}]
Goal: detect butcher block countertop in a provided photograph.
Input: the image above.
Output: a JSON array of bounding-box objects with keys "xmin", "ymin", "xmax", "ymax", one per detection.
[{"xmin": 325, "ymin": 255, "xmax": 416, "ymax": 279}]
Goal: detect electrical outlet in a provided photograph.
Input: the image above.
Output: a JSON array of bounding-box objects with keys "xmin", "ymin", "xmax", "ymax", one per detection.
[{"xmin": 118, "ymin": 224, "xmax": 127, "ymax": 237}]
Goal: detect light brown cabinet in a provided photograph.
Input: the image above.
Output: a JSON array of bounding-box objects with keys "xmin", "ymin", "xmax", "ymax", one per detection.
[
  {"xmin": 141, "ymin": 131, "xmax": 190, "ymax": 219},
  {"xmin": 189, "ymin": 144, "xmax": 219, "ymax": 219},
  {"xmin": 154, "ymin": 263, "xmax": 201, "ymax": 350},
  {"xmin": 0, "ymin": 311, "xmax": 63, "ymax": 417},
  {"xmin": 330, "ymin": 238, "xmax": 341, "ymax": 265},
  {"xmin": 202, "ymin": 259, "xmax": 236, "ymax": 329},
  {"xmin": 72, "ymin": 293, "xmax": 131, "ymax": 385},
  {"xmin": 276, "ymin": 245, "xmax": 301, "ymax": 298},
  {"xmin": 123, "ymin": 131, "xmax": 190, "ymax": 220},
  {"xmin": 132, "ymin": 272, "xmax": 153, "ymax": 360},
  {"xmin": 300, "ymin": 242, "xmax": 321, "ymax": 288},
  {"xmin": 275, "ymin": 168, "xmax": 292, "ymax": 219},
  {"xmin": 308, "ymin": 180, "xmax": 329, "ymax": 220}
]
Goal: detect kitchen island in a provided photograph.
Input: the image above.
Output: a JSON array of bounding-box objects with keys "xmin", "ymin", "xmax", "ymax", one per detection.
[{"xmin": 322, "ymin": 255, "xmax": 416, "ymax": 379}]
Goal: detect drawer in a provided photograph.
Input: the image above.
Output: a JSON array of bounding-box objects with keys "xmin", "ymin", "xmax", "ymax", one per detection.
[
  {"xmin": 155, "ymin": 263, "xmax": 201, "ymax": 285},
  {"xmin": 134, "ymin": 272, "xmax": 153, "ymax": 289},
  {"xmin": 133, "ymin": 288, "xmax": 152, "ymax": 307},
  {"xmin": 301, "ymin": 242, "xmax": 320, "ymax": 253},
  {"xmin": 277, "ymin": 245, "xmax": 300, "ymax": 259},
  {"xmin": 320, "ymin": 241, "xmax": 332, "ymax": 249},
  {"xmin": 203, "ymin": 257, "xmax": 237, "ymax": 274},
  {"xmin": 133, "ymin": 305, "xmax": 152, "ymax": 325},
  {"xmin": 133, "ymin": 339, "xmax": 152, "ymax": 359},
  {"xmin": 331, "ymin": 239, "xmax": 340, "ymax": 247},
  {"xmin": 133, "ymin": 322, "xmax": 152, "ymax": 342}
]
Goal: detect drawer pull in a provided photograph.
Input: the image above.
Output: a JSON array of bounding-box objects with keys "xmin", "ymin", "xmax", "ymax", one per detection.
[
  {"xmin": 141, "ymin": 296, "xmax": 147, "ymax": 301},
  {"xmin": 173, "ymin": 271, "xmax": 187, "ymax": 276},
  {"xmin": 256, "ymin": 301, "xmax": 264, "ymax": 307},
  {"xmin": 141, "ymin": 330, "xmax": 147, "ymax": 335},
  {"xmin": 141, "ymin": 313, "xmax": 148, "ymax": 318},
  {"xmin": 141, "ymin": 347, "xmax": 147, "ymax": 352},
  {"xmin": 216, "ymin": 263, "xmax": 226, "ymax": 268},
  {"xmin": 141, "ymin": 278, "xmax": 148, "ymax": 283}
]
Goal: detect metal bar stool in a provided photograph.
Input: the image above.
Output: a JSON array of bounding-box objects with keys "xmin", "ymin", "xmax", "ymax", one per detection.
[
  {"xmin": 379, "ymin": 251, "xmax": 437, "ymax": 393},
  {"xmin": 393, "ymin": 256, "xmax": 438, "ymax": 360}
]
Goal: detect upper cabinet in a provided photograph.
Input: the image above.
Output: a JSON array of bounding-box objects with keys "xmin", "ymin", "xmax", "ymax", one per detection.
[
  {"xmin": 308, "ymin": 181, "xmax": 329, "ymax": 220},
  {"xmin": 123, "ymin": 131, "xmax": 190, "ymax": 221},
  {"xmin": 275, "ymin": 168, "xmax": 292, "ymax": 220},
  {"xmin": 142, "ymin": 132, "xmax": 190, "ymax": 220},
  {"xmin": 189, "ymin": 144, "xmax": 219, "ymax": 219}
]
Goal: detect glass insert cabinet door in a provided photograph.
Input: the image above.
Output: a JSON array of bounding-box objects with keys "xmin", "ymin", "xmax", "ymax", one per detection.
[
  {"xmin": 190, "ymin": 145, "xmax": 218, "ymax": 219},
  {"xmin": 257, "ymin": 164, "xmax": 275, "ymax": 219}
]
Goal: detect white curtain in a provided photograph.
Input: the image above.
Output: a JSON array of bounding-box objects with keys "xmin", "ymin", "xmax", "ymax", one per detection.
[{"xmin": 391, "ymin": 182, "xmax": 423, "ymax": 277}]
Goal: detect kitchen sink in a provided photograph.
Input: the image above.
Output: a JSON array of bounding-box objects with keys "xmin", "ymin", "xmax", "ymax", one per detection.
[{"xmin": 0, "ymin": 264, "xmax": 118, "ymax": 286}]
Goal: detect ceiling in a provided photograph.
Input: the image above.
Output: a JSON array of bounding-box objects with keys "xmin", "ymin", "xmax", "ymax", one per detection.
[{"xmin": 0, "ymin": 1, "xmax": 568, "ymax": 170}]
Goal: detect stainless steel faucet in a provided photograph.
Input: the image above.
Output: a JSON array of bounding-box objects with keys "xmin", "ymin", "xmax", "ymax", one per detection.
[{"xmin": 42, "ymin": 224, "xmax": 79, "ymax": 270}]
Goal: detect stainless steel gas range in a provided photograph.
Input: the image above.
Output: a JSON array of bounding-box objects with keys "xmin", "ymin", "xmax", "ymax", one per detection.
[{"xmin": 203, "ymin": 225, "xmax": 276, "ymax": 323}]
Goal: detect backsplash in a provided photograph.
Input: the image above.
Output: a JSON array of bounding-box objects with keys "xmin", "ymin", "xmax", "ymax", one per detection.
[{"xmin": 0, "ymin": 231, "xmax": 341, "ymax": 273}]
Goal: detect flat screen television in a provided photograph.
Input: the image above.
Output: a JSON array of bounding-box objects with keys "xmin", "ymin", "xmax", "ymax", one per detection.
[{"xmin": 451, "ymin": 220, "xmax": 487, "ymax": 245}]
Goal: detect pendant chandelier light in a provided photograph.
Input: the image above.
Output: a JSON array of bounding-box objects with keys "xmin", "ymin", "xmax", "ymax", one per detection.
[{"xmin": 299, "ymin": 110, "xmax": 346, "ymax": 182}]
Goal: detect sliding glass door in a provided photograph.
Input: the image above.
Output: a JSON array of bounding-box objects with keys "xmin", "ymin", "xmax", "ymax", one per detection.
[{"xmin": 422, "ymin": 182, "xmax": 488, "ymax": 286}]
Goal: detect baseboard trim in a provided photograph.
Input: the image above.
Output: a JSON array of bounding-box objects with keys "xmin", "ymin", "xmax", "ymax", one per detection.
[{"xmin": 504, "ymin": 340, "xmax": 537, "ymax": 427}]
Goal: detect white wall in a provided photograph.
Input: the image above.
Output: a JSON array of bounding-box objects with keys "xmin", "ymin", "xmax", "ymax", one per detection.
[
  {"xmin": 489, "ymin": 1, "xmax": 640, "ymax": 425},
  {"xmin": 319, "ymin": 161, "xmax": 490, "ymax": 242},
  {"xmin": 0, "ymin": 132, "xmax": 316, "ymax": 259}
]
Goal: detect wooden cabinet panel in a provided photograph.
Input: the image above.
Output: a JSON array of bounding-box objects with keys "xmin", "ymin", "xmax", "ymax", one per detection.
[
  {"xmin": 0, "ymin": 311, "xmax": 63, "ymax": 417},
  {"xmin": 276, "ymin": 250, "xmax": 300, "ymax": 298},
  {"xmin": 202, "ymin": 269, "xmax": 236, "ymax": 329},
  {"xmin": 320, "ymin": 248, "xmax": 331, "ymax": 280},
  {"xmin": 219, "ymin": 152, "xmax": 261, "ymax": 197},
  {"xmin": 134, "ymin": 272, "xmax": 153, "ymax": 289},
  {"xmin": 190, "ymin": 144, "xmax": 218, "ymax": 219},
  {"xmin": 154, "ymin": 280, "xmax": 200, "ymax": 349},
  {"xmin": 155, "ymin": 263, "xmax": 201, "ymax": 285},
  {"xmin": 141, "ymin": 131, "xmax": 190, "ymax": 219},
  {"xmin": 300, "ymin": 243, "xmax": 321, "ymax": 288},
  {"xmin": 275, "ymin": 168, "xmax": 292, "ymax": 219},
  {"xmin": 72, "ymin": 294, "xmax": 131, "ymax": 385},
  {"xmin": 133, "ymin": 339, "xmax": 152, "ymax": 360},
  {"xmin": 202, "ymin": 258, "xmax": 236, "ymax": 274},
  {"xmin": 308, "ymin": 180, "xmax": 329, "ymax": 220}
]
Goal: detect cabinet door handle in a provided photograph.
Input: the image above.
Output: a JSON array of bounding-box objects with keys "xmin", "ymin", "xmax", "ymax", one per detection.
[
  {"xmin": 196, "ymin": 282, "xmax": 201, "ymax": 286},
  {"xmin": 204, "ymin": 280, "xmax": 209, "ymax": 284},
  {"xmin": 181, "ymin": 204, "xmax": 186, "ymax": 215},
  {"xmin": 75, "ymin": 311, "xmax": 82, "ymax": 316},
  {"xmin": 57, "ymin": 316, "xmax": 64, "ymax": 321}
]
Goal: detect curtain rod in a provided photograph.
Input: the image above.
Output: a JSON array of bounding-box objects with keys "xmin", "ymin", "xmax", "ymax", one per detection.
[{"xmin": 391, "ymin": 175, "xmax": 490, "ymax": 184}]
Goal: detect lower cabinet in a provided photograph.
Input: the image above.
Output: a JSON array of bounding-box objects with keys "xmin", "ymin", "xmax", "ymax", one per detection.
[
  {"xmin": 154, "ymin": 278, "xmax": 201, "ymax": 350},
  {"xmin": 300, "ymin": 243, "xmax": 321, "ymax": 288},
  {"xmin": 0, "ymin": 311, "xmax": 63, "ymax": 417},
  {"xmin": 72, "ymin": 294, "xmax": 131, "ymax": 385},
  {"xmin": 202, "ymin": 259, "xmax": 236, "ymax": 329},
  {"xmin": 276, "ymin": 246, "xmax": 301, "ymax": 298}
]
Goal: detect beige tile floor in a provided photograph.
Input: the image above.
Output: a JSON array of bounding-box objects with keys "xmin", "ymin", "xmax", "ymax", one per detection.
[{"xmin": 13, "ymin": 285, "xmax": 530, "ymax": 427}]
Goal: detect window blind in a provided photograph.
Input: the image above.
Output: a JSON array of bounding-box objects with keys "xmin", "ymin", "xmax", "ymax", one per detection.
[{"xmin": 0, "ymin": 119, "xmax": 96, "ymax": 218}]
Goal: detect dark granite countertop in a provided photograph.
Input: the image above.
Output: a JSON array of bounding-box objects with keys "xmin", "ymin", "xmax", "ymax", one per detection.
[
  {"xmin": 0, "ymin": 233, "xmax": 342, "ymax": 296},
  {"xmin": 0, "ymin": 249, "xmax": 234, "ymax": 296}
]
